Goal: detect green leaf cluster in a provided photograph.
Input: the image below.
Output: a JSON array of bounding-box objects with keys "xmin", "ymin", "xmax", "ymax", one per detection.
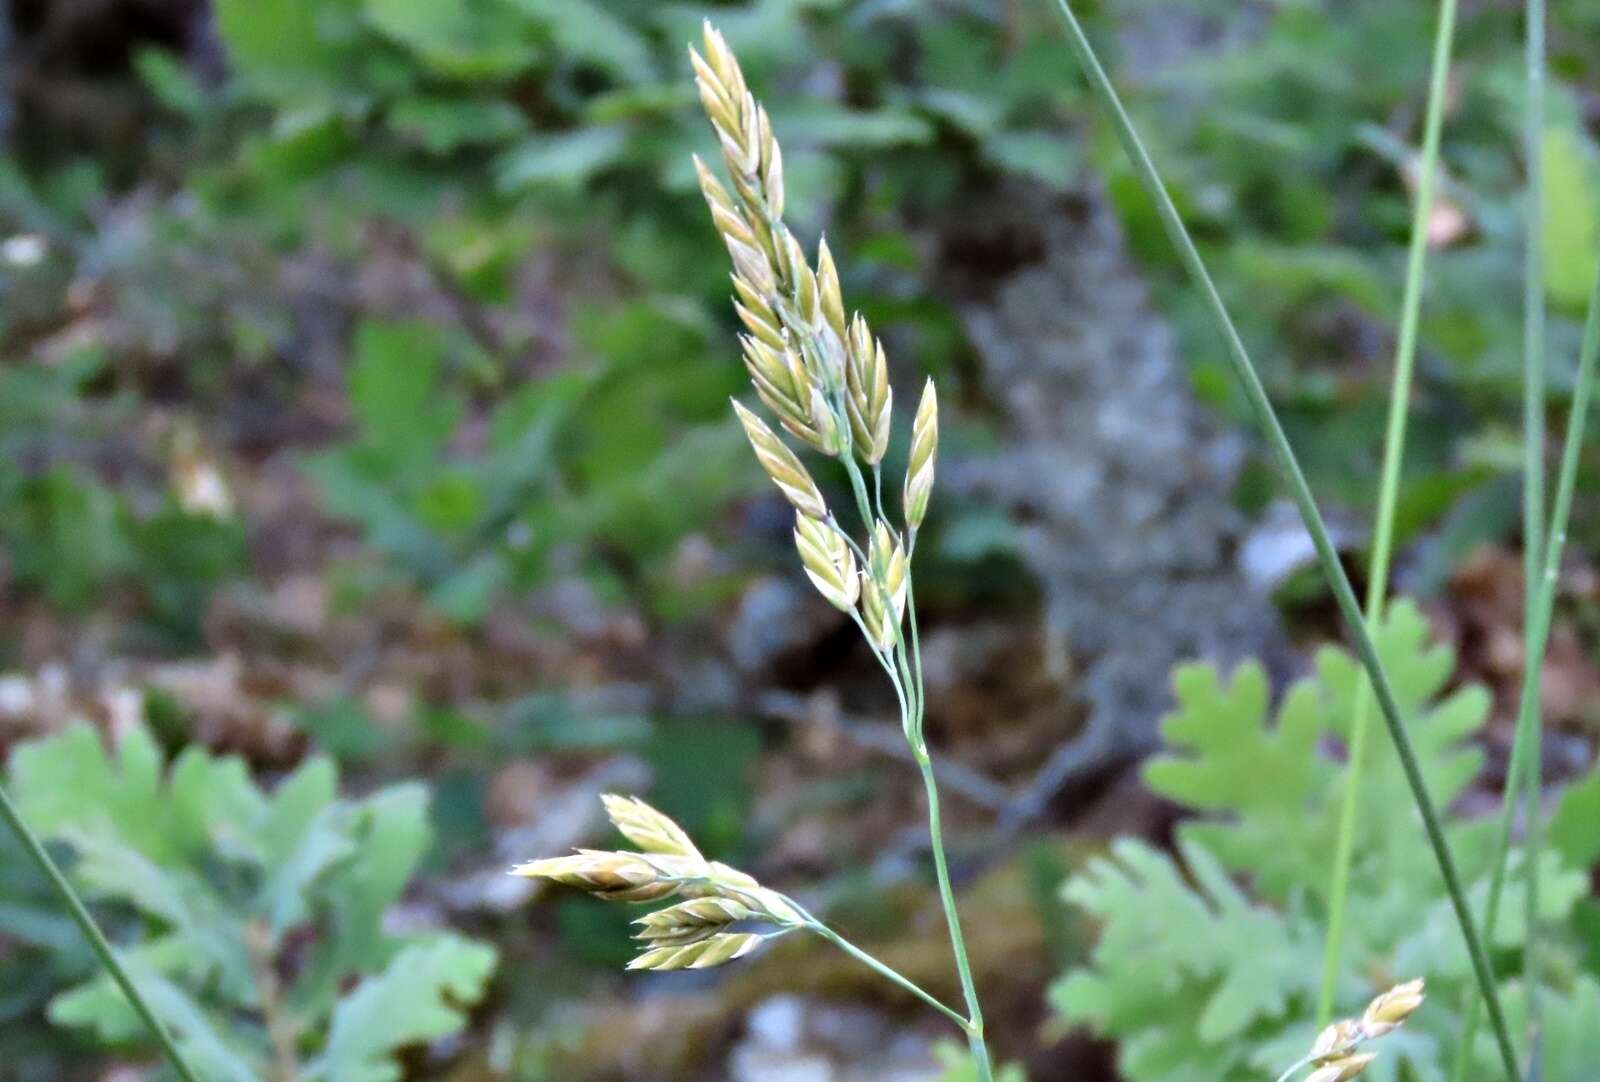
[
  {"xmin": 1053, "ymin": 601, "xmax": 1600, "ymax": 1081},
  {"xmin": 3, "ymin": 723, "xmax": 497, "ymax": 1080},
  {"xmin": 302, "ymin": 312, "xmax": 749, "ymax": 625},
  {"xmin": 0, "ymin": 351, "xmax": 246, "ymax": 644}
]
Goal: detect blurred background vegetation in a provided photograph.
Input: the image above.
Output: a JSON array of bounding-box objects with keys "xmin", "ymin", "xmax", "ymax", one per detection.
[{"xmin": 1, "ymin": 0, "xmax": 1598, "ymax": 1079}]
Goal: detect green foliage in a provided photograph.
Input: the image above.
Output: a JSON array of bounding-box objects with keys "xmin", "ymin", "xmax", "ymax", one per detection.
[
  {"xmin": 303, "ymin": 311, "xmax": 747, "ymax": 623},
  {"xmin": 1110, "ymin": 0, "xmax": 1600, "ymax": 557},
  {"xmin": 0, "ymin": 352, "xmax": 246, "ymax": 641},
  {"xmin": 3, "ymin": 724, "xmax": 496, "ymax": 1079},
  {"xmin": 1054, "ymin": 601, "xmax": 1599, "ymax": 1082}
]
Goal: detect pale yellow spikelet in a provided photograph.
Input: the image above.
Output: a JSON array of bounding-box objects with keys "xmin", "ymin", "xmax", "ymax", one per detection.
[
  {"xmin": 755, "ymin": 106, "xmax": 785, "ymax": 219},
  {"xmin": 628, "ymin": 931, "xmax": 765, "ymax": 971},
  {"xmin": 845, "ymin": 314, "xmax": 891, "ymax": 464},
  {"xmin": 807, "ymin": 384, "xmax": 845, "ymax": 456},
  {"xmin": 732, "ymin": 399, "xmax": 828, "ymax": 518},
  {"xmin": 1359, "ymin": 979, "xmax": 1423, "ymax": 1039},
  {"xmin": 693, "ymin": 155, "xmax": 748, "ymax": 241},
  {"xmin": 726, "ymin": 232, "xmax": 776, "ymax": 297},
  {"xmin": 510, "ymin": 851, "xmax": 678, "ymax": 903},
  {"xmin": 700, "ymin": 859, "xmax": 762, "ymax": 893},
  {"xmin": 601, "ymin": 794, "xmax": 703, "ymax": 860},
  {"xmin": 787, "ymin": 232, "xmax": 821, "ymax": 333},
  {"xmin": 1306, "ymin": 1054, "xmax": 1376, "ymax": 1082},
  {"xmin": 741, "ymin": 336, "xmax": 816, "ymax": 437},
  {"xmin": 815, "ymin": 237, "xmax": 848, "ymax": 341},
  {"xmin": 794, "ymin": 513, "xmax": 860, "ymax": 611},
  {"xmin": 691, "ymin": 24, "xmax": 783, "ymax": 224},
  {"xmin": 1310, "ymin": 1020, "xmax": 1361, "ymax": 1063},
  {"xmin": 861, "ymin": 522, "xmax": 908, "ymax": 649},
  {"xmin": 633, "ymin": 896, "xmax": 754, "ymax": 946},
  {"xmin": 904, "ymin": 378, "xmax": 938, "ymax": 530},
  {"xmin": 733, "ymin": 275, "xmax": 786, "ymax": 350}
]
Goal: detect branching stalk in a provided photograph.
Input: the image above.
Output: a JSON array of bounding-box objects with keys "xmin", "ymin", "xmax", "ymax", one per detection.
[
  {"xmin": 1042, "ymin": 2, "xmax": 1520, "ymax": 1076},
  {"xmin": 1319, "ymin": 0, "xmax": 1459, "ymax": 1027},
  {"xmin": 796, "ymin": 908, "xmax": 973, "ymax": 1033},
  {"xmin": 0, "ymin": 783, "xmax": 200, "ymax": 1082}
]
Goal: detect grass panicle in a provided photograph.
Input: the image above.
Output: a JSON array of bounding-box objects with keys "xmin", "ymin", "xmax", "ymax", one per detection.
[{"xmin": 515, "ymin": 24, "xmax": 995, "ymax": 1078}]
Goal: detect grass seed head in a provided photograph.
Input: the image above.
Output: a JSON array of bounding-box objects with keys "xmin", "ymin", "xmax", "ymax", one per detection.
[
  {"xmin": 1360, "ymin": 978, "xmax": 1424, "ymax": 1039},
  {"xmin": 794, "ymin": 513, "xmax": 861, "ymax": 611},
  {"xmin": 815, "ymin": 237, "xmax": 848, "ymax": 341},
  {"xmin": 1310, "ymin": 1020, "xmax": 1361, "ymax": 1062},
  {"xmin": 861, "ymin": 522, "xmax": 908, "ymax": 648},
  {"xmin": 904, "ymin": 378, "xmax": 939, "ymax": 530},
  {"xmin": 1306, "ymin": 1053, "xmax": 1376, "ymax": 1082},
  {"xmin": 633, "ymin": 896, "xmax": 755, "ymax": 946},
  {"xmin": 845, "ymin": 314, "xmax": 892, "ymax": 464},
  {"xmin": 601, "ymin": 794, "xmax": 703, "ymax": 860},
  {"xmin": 731, "ymin": 399, "xmax": 828, "ymax": 518},
  {"xmin": 628, "ymin": 931, "xmax": 765, "ymax": 971},
  {"xmin": 510, "ymin": 851, "xmax": 679, "ymax": 903}
]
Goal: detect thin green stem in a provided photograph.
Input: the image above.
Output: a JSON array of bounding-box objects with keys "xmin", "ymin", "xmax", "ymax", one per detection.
[
  {"xmin": 1519, "ymin": 0, "xmax": 1547, "ymax": 1051},
  {"xmin": 842, "ymin": 453, "xmax": 877, "ymax": 535},
  {"xmin": 1318, "ymin": 0, "xmax": 1459, "ymax": 1026},
  {"xmin": 1275, "ymin": 1055, "xmax": 1315, "ymax": 1082},
  {"xmin": 915, "ymin": 754, "xmax": 993, "ymax": 1081},
  {"xmin": 0, "ymin": 783, "xmax": 200, "ymax": 1082},
  {"xmin": 856, "ymin": 452, "xmax": 990, "ymax": 1075},
  {"xmin": 1042, "ymin": 2, "xmax": 1520, "ymax": 1076},
  {"xmin": 798, "ymin": 911, "xmax": 973, "ymax": 1033},
  {"xmin": 905, "ymin": 572, "xmax": 928, "ymax": 740},
  {"xmin": 1452, "ymin": 264, "xmax": 1600, "ymax": 1082}
]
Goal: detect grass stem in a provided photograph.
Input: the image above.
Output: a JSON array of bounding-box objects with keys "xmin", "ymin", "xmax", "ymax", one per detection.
[
  {"xmin": 0, "ymin": 782, "xmax": 200, "ymax": 1082},
  {"xmin": 915, "ymin": 753, "xmax": 993, "ymax": 1081},
  {"xmin": 799, "ymin": 912, "xmax": 974, "ymax": 1033},
  {"xmin": 1450, "ymin": 264, "xmax": 1600, "ymax": 1082},
  {"xmin": 1518, "ymin": 0, "xmax": 1548, "ymax": 1055},
  {"xmin": 1318, "ymin": 0, "xmax": 1459, "ymax": 1027},
  {"xmin": 1042, "ymin": 2, "xmax": 1520, "ymax": 1076}
]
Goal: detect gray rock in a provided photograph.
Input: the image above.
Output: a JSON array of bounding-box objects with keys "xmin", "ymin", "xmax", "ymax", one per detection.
[{"xmin": 940, "ymin": 184, "xmax": 1285, "ymax": 775}]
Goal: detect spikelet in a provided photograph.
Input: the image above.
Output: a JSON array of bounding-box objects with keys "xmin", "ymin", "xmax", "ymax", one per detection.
[
  {"xmin": 1306, "ymin": 1055, "xmax": 1375, "ymax": 1082},
  {"xmin": 807, "ymin": 384, "xmax": 845, "ymax": 455},
  {"xmin": 845, "ymin": 315, "xmax": 891, "ymax": 464},
  {"xmin": 1309, "ymin": 1020, "xmax": 1361, "ymax": 1062},
  {"xmin": 794, "ymin": 513, "xmax": 860, "ymax": 611},
  {"xmin": 861, "ymin": 522, "xmax": 908, "ymax": 649},
  {"xmin": 628, "ymin": 931, "xmax": 765, "ymax": 971},
  {"xmin": 510, "ymin": 851, "xmax": 679, "ymax": 903},
  {"xmin": 690, "ymin": 25, "xmax": 783, "ymax": 242},
  {"xmin": 693, "ymin": 19, "xmax": 868, "ymax": 462},
  {"xmin": 1359, "ymin": 979, "xmax": 1423, "ymax": 1039},
  {"xmin": 903, "ymin": 379, "xmax": 938, "ymax": 530},
  {"xmin": 634, "ymin": 897, "xmax": 754, "ymax": 946},
  {"xmin": 731, "ymin": 399, "xmax": 828, "ymax": 518},
  {"xmin": 742, "ymin": 336, "xmax": 817, "ymax": 440},
  {"xmin": 814, "ymin": 238, "xmax": 848, "ymax": 342},
  {"xmin": 602, "ymin": 795, "xmax": 703, "ymax": 860}
]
